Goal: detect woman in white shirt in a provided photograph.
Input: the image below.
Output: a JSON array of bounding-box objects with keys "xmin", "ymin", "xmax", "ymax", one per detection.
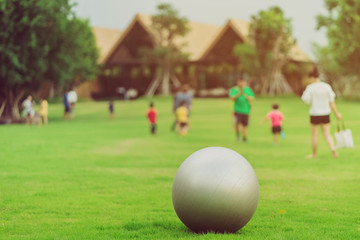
[{"xmin": 301, "ymin": 67, "xmax": 342, "ymax": 158}]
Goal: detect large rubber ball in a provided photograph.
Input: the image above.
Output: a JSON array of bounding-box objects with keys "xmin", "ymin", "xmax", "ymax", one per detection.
[{"xmin": 172, "ymin": 147, "xmax": 259, "ymax": 233}]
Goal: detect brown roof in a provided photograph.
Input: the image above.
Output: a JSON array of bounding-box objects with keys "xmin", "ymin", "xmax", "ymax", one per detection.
[
  {"xmin": 92, "ymin": 27, "xmax": 123, "ymax": 63},
  {"xmin": 135, "ymin": 14, "xmax": 222, "ymax": 61},
  {"xmin": 99, "ymin": 14, "xmax": 309, "ymax": 64}
]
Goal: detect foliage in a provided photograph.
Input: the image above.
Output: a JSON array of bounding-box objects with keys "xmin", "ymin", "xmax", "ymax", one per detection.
[
  {"xmin": 0, "ymin": 0, "xmax": 99, "ymax": 119},
  {"xmin": 315, "ymin": 0, "xmax": 360, "ymax": 97},
  {"xmin": 233, "ymin": 6, "xmax": 295, "ymax": 95},
  {"xmin": 138, "ymin": 3, "xmax": 189, "ymax": 96},
  {"xmin": 233, "ymin": 43, "xmax": 259, "ymax": 76},
  {"xmin": 149, "ymin": 3, "xmax": 189, "ymax": 62},
  {"xmin": 249, "ymin": 6, "xmax": 294, "ymax": 69}
]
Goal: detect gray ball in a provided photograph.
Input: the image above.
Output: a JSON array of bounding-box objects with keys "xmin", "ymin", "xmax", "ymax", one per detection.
[{"xmin": 172, "ymin": 147, "xmax": 259, "ymax": 233}]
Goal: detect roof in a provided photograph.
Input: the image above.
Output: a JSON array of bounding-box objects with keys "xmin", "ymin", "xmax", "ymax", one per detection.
[
  {"xmin": 135, "ymin": 14, "xmax": 222, "ymax": 61},
  {"xmin": 100, "ymin": 14, "xmax": 309, "ymax": 64},
  {"xmin": 92, "ymin": 27, "xmax": 123, "ymax": 63}
]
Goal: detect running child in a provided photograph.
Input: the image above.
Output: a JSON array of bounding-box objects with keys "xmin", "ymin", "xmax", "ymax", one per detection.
[
  {"xmin": 39, "ymin": 98, "xmax": 48, "ymax": 126},
  {"xmin": 176, "ymin": 101, "xmax": 189, "ymax": 136},
  {"xmin": 261, "ymin": 103, "xmax": 284, "ymax": 145},
  {"xmin": 147, "ymin": 102, "xmax": 157, "ymax": 135}
]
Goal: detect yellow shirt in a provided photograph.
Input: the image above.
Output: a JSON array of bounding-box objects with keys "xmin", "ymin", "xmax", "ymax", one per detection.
[
  {"xmin": 176, "ymin": 106, "xmax": 188, "ymax": 123},
  {"xmin": 39, "ymin": 100, "xmax": 48, "ymax": 116}
]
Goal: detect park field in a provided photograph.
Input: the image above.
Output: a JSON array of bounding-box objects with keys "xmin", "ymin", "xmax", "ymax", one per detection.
[{"xmin": 0, "ymin": 96, "xmax": 359, "ymax": 240}]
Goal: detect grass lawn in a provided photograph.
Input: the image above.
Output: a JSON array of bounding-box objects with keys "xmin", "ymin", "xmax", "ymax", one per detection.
[{"xmin": 0, "ymin": 96, "xmax": 359, "ymax": 239}]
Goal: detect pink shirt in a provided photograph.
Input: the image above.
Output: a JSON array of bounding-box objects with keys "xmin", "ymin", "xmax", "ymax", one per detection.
[{"xmin": 266, "ymin": 110, "xmax": 284, "ymax": 127}]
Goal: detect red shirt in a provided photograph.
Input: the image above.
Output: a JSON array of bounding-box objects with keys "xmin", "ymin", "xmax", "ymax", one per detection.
[{"xmin": 147, "ymin": 108, "xmax": 157, "ymax": 124}]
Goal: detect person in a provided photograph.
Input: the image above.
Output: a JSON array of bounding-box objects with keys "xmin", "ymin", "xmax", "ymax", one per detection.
[
  {"xmin": 147, "ymin": 102, "xmax": 157, "ymax": 135},
  {"xmin": 172, "ymin": 84, "xmax": 193, "ymax": 131},
  {"xmin": 22, "ymin": 95, "xmax": 35, "ymax": 126},
  {"xmin": 63, "ymin": 91, "xmax": 71, "ymax": 120},
  {"xmin": 109, "ymin": 100, "xmax": 114, "ymax": 119},
  {"xmin": 67, "ymin": 89, "xmax": 78, "ymax": 119},
  {"xmin": 229, "ymin": 77, "xmax": 255, "ymax": 142},
  {"xmin": 176, "ymin": 101, "xmax": 189, "ymax": 136},
  {"xmin": 301, "ymin": 66, "xmax": 342, "ymax": 158},
  {"xmin": 261, "ymin": 103, "xmax": 284, "ymax": 145},
  {"xmin": 39, "ymin": 98, "xmax": 48, "ymax": 126},
  {"xmin": 171, "ymin": 87, "xmax": 181, "ymax": 131}
]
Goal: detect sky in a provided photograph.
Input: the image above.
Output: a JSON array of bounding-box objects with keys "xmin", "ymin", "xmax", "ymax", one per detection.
[{"xmin": 72, "ymin": 0, "xmax": 329, "ymax": 60}]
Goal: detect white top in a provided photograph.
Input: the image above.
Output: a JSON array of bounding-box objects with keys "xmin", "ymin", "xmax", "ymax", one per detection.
[
  {"xmin": 301, "ymin": 81, "xmax": 335, "ymax": 116},
  {"xmin": 67, "ymin": 91, "xmax": 78, "ymax": 103},
  {"xmin": 22, "ymin": 99, "xmax": 34, "ymax": 116},
  {"xmin": 22, "ymin": 99, "xmax": 33, "ymax": 112}
]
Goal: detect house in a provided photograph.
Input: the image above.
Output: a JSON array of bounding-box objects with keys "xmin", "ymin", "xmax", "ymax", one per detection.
[{"xmin": 78, "ymin": 14, "xmax": 310, "ymax": 98}]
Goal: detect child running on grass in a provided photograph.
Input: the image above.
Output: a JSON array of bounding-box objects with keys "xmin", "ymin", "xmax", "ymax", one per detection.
[
  {"xmin": 109, "ymin": 100, "xmax": 114, "ymax": 119},
  {"xmin": 147, "ymin": 102, "xmax": 157, "ymax": 135},
  {"xmin": 176, "ymin": 101, "xmax": 189, "ymax": 136},
  {"xmin": 261, "ymin": 103, "xmax": 285, "ymax": 145}
]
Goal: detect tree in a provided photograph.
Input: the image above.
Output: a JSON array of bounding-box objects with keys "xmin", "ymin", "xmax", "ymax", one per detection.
[
  {"xmin": 315, "ymin": 0, "xmax": 360, "ymax": 97},
  {"xmin": 233, "ymin": 6, "xmax": 295, "ymax": 95},
  {"xmin": 0, "ymin": 0, "xmax": 99, "ymax": 120},
  {"xmin": 139, "ymin": 3, "xmax": 189, "ymax": 96}
]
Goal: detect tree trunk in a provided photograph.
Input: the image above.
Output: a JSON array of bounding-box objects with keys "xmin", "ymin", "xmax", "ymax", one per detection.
[
  {"xmin": 1, "ymin": 87, "xmax": 25, "ymax": 121},
  {"xmin": 145, "ymin": 76, "xmax": 161, "ymax": 97},
  {"xmin": 0, "ymin": 100, "xmax": 6, "ymax": 118},
  {"xmin": 145, "ymin": 64, "xmax": 176, "ymax": 97},
  {"xmin": 161, "ymin": 67, "xmax": 170, "ymax": 96}
]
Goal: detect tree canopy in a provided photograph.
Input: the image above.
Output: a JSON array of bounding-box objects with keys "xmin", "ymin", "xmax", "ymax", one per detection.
[
  {"xmin": 233, "ymin": 6, "xmax": 295, "ymax": 95},
  {"xmin": 316, "ymin": 0, "xmax": 360, "ymax": 76},
  {"xmin": 0, "ymin": 0, "xmax": 99, "ymax": 120},
  {"xmin": 315, "ymin": 0, "xmax": 360, "ymax": 97},
  {"xmin": 139, "ymin": 3, "xmax": 189, "ymax": 96}
]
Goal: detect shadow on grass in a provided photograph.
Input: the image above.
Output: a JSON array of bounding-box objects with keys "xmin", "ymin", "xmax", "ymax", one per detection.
[{"xmin": 121, "ymin": 220, "xmax": 244, "ymax": 238}]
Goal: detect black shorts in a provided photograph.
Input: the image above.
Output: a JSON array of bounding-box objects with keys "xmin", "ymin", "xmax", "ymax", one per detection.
[
  {"xmin": 65, "ymin": 106, "xmax": 71, "ymax": 113},
  {"xmin": 179, "ymin": 122, "xmax": 188, "ymax": 128},
  {"xmin": 272, "ymin": 126, "xmax": 282, "ymax": 134},
  {"xmin": 234, "ymin": 112, "xmax": 249, "ymax": 126},
  {"xmin": 310, "ymin": 115, "xmax": 330, "ymax": 125}
]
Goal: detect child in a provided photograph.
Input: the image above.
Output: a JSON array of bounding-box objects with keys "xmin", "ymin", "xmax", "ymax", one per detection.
[
  {"xmin": 22, "ymin": 95, "xmax": 35, "ymax": 126},
  {"xmin": 109, "ymin": 100, "xmax": 114, "ymax": 119},
  {"xmin": 261, "ymin": 103, "xmax": 284, "ymax": 145},
  {"xmin": 147, "ymin": 102, "xmax": 157, "ymax": 135},
  {"xmin": 176, "ymin": 101, "xmax": 189, "ymax": 136},
  {"xmin": 39, "ymin": 98, "xmax": 48, "ymax": 126}
]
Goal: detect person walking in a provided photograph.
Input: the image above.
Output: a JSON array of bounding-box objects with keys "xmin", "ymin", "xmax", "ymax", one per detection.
[
  {"xmin": 229, "ymin": 77, "xmax": 255, "ymax": 142},
  {"xmin": 172, "ymin": 84, "xmax": 193, "ymax": 131},
  {"xmin": 22, "ymin": 95, "xmax": 35, "ymax": 126},
  {"xmin": 175, "ymin": 101, "xmax": 189, "ymax": 136},
  {"xmin": 63, "ymin": 91, "xmax": 71, "ymax": 120},
  {"xmin": 39, "ymin": 98, "xmax": 48, "ymax": 126},
  {"xmin": 147, "ymin": 102, "xmax": 158, "ymax": 135},
  {"xmin": 301, "ymin": 66, "xmax": 342, "ymax": 158}
]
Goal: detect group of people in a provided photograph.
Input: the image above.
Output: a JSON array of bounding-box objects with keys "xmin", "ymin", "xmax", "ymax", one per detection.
[
  {"xmin": 22, "ymin": 95, "xmax": 48, "ymax": 126},
  {"xmin": 22, "ymin": 66, "xmax": 341, "ymax": 158},
  {"xmin": 146, "ymin": 65, "xmax": 343, "ymax": 158},
  {"xmin": 146, "ymin": 84, "xmax": 193, "ymax": 136},
  {"xmin": 21, "ymin": 89, "xmax": 78, "ymax": 125},
  {"xmin": 229, "ymin": 77, "xmax": 285, "ymax": 145},
  {"xmin": 229, "ymin": 66, "xmax": 342, "ymax": 158}
]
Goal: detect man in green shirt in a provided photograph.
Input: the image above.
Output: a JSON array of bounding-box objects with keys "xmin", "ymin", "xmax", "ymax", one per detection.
[{"xmin": 229, "ymin": 78, "xmax": 255, "ymax": 142}]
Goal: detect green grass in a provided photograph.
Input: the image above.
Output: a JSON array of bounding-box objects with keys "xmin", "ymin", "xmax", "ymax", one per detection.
[{"xmin": 0, "ymin": 96, "xmax": 359, "ymax": 239}]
